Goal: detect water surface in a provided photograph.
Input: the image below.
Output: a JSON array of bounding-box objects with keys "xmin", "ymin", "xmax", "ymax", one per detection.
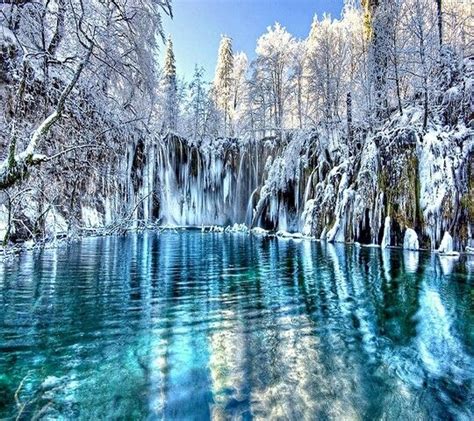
[{"xmin": 0, "ymin": 232, "xmax": 473, "ymax": 419}]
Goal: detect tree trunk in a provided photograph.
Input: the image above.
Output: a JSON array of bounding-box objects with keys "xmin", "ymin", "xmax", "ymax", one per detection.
[
  {"xmin": 346, "ymin": 92, "xmax": 354, "ymax": 148},
  {"xmin": 436, "ymin": 0, "xmax": 443, "ymax": 47}
]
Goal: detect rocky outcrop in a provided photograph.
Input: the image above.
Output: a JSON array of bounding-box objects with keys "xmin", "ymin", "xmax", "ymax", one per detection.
[{"xmin": 403, "ymin": 228, "xmax": 420, "ymax": 251}]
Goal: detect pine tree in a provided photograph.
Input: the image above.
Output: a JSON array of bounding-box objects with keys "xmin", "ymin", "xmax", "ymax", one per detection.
[
  {"xmin": 162, "ymin": 36, "xmax": 177, "ymax": 131},
  {"xmin": 213, "ymin": 35, "xmax": 234, "ymax": 136},
  {"xmin": 187, "ymin": 65, "xmax": 207, "ymax": 141}
]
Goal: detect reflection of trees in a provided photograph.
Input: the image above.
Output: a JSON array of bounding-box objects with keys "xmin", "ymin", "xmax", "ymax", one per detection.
[{"xmin": 0, "ymin": 233, "xmax": 473, "ymax": 419}]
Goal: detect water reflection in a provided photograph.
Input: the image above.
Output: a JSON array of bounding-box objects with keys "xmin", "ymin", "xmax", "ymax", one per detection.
[{"xmin": 0, "ymin": 232, "xmax": 472, "ymax": 420}]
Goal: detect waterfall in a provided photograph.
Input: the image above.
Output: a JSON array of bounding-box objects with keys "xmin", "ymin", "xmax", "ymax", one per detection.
[
  {"xmin": 150, "ymin": 135, "xmax": 272, "ymax": 227},
  {"xmin": 125, "ymin": 133, "xmax": 317, "ymax": 233},
  {"xmin": 105, "ymin": 122, "xmax": 471, "ymax": 251}
]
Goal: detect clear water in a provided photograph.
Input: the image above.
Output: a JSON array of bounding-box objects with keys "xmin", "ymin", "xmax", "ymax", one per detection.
[{"xmin": 0, "ymin": 231, "xmax": 473, "ymax": 420}]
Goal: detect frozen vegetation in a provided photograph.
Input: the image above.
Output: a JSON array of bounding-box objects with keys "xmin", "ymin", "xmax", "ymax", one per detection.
[{"xmin": 0, "ymin": 0, "xmax": 472, "ymax": 252}]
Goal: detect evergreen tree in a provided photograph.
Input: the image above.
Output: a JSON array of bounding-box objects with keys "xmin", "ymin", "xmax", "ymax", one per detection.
[
  {"xmin": 213, "ymin": 35, "xmax": 234, "ymax": 136},
  {"xmin": 187, "ymin": 65, "xmax": 207, "ymax": 141},
  {"xmin": 162, "ymin": 36, "xmax": 178, "ymax": 131}
]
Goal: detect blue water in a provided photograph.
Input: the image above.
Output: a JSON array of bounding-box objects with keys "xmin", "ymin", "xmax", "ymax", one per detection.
[{"xmin": 0, "ymin": 231, "xmax": 473, "ymax": 420}]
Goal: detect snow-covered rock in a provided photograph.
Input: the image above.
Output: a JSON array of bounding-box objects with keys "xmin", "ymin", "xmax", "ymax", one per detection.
[
  {"xmin": 23, "ymin": 240, "xmax": 35, "ymax": 250},
  {"xmin": 437, "ymin": 231, "xmax": 459, "ymax": 256},
  {"xmin": 45, "ymin": 209, "xmax": 68, "ymax": 238},
  {"xmin": 403, "ymin": 228, "xmax": 420, "ymax": 251},
  {"xmin": 251, "ymin": 227, "xmax": 269, "ymax": 236},
  {"xmin": 276, "ymin": 230, "xmax": 304, "ymax": 239},
  {"xmin": 81, "ymin": 206, "xmax": 103, "ymax": 228},
  {"xmin": 225, "ymin": 223, "xmax": 248, "ymax": 233}
]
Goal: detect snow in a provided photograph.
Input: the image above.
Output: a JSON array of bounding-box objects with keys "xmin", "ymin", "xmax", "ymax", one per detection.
[
  {"xmin": 251, "ymin": 227, "xmax": 270, "ymax": 236},
  {"xmin": 320, "ymin": 226, "xmax": 327, "ymax": 241},
  {"xmin": 0, "ymin": 25, "xmax": 17, "ymax": 48},
  {"xmin": 201, "ymin": 225, "xmax": 224, "ymax": 233},
  {"xmin": 276, "ymin": 230, "xmax": 304, "ymax": 239},
  {"xmin": 417, "ymin": 128, "xmax": 471, "ymax": 249},
  {"xmin": 437, "ymin": 231, "xmax": 459, "ymax": 256},
  {"xmin": 81, "ymin": 206, "xmax": 103, "ymax": 228},
  {"xmin": 403, "ymin": 228, "xmax": 420, "ymax": 251},
  {"xmin": 0, "ymin": 205, "xmax": 9, "ymax": 243},
  {"xmin": 327, "ymin": 183, "xmax": 353, "ymax": 243},
  {"xmin": 225, "ymin": 224, "xmax": 248, "ymax": 233},
  {"xmin": 301, "ymin": 199, "xmax": 316, "ymax": 236},
  {"xmin": 45, "ymin": 209, "xmax": 68, "ymax": 238}
]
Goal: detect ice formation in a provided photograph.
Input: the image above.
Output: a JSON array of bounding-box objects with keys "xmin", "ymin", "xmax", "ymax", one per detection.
[{"xmin": 403, "ymin": 228, "xmax": 420, "ymax": 251}]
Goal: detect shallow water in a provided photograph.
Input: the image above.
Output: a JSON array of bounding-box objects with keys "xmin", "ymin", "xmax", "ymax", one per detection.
[{"xmin": 0, "ymin": 231, "xmax": 473, "ymax": 420}]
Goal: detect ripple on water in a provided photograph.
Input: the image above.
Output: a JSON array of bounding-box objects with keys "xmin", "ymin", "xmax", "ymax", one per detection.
[{"xmin": 0, "ymin": 231, "xmax": 472, "ymax": 420}]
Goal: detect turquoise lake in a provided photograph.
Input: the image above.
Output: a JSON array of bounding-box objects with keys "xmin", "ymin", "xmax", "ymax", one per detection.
[{"xmin": 0, "ymin": 231, "xmax": 473, "ymax": 420}]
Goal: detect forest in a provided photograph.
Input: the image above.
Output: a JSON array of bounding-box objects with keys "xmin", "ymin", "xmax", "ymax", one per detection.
[{"xmin": 0, "ymin": 0, "xmax": 472, "ymax": 252}]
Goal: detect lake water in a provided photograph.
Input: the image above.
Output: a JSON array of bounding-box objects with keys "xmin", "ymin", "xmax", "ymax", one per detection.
[{"xmin": 0, "ymin": 231, "xmax": 473, "ymax": 420}]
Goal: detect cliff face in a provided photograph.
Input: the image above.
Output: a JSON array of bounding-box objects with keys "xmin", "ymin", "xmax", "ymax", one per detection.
[{"xmin": 300, "ymin": 114, "xmax": 472, "ymax": 251}]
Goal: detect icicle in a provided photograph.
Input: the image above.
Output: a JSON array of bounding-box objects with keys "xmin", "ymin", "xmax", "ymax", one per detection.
[{"xmin": 381, "ymin": 216, "xmax": 391, "ymax": 248}]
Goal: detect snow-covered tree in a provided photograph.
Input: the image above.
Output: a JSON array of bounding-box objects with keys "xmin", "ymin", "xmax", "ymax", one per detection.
[
  {"xmin": 213, "ymin": 35, "xmax": 234, "ymax": 136},
  {"xmin": 401, "ymin": 0, "xmax": 439, "ymax": 129},
  {"xmin": 289, "ymin": 40, "xmax": 306, "ymax": 129},
  {"xmin": 362, "ymin": 0, "xmax": 393, "ymax": 121},
  {"xmin": 306, "ymin": 14, "xmax": 349, "ymax": 123},
  {"xmin": 0, "ymin": 0, "xmax": 172, "ymax": 190},
  {"xmin": 254, "ymin": 23, "xmax": 295, "ymax": 132},
  {"xmin": 185, "ymin": 66, "xmax": 211, "ymax": 142},
  {"xmin": 231, "ymin": 52, "xmax": 249, "ymax": 135},
  {"xmin": 161, "ymin": 36, "xmax": 178, "ymax": 132}
]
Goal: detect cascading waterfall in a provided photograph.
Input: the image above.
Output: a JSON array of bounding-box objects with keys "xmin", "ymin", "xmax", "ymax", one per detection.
[
  {"xmin": 143, "ymin": 133, "xmax": 318, "ymax": 232},
  {"xmin": 153, "ymin": 134, "xmax": 276, "ymax": 227},
  {"xmin": 102, "ymin": 116, "xmax": 471, "ymax": 252}
]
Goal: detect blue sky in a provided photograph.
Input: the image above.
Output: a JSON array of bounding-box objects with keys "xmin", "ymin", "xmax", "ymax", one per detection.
[{"xmin": 162, "ymin": 0, "xmax": 345, "ymax": 81}]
